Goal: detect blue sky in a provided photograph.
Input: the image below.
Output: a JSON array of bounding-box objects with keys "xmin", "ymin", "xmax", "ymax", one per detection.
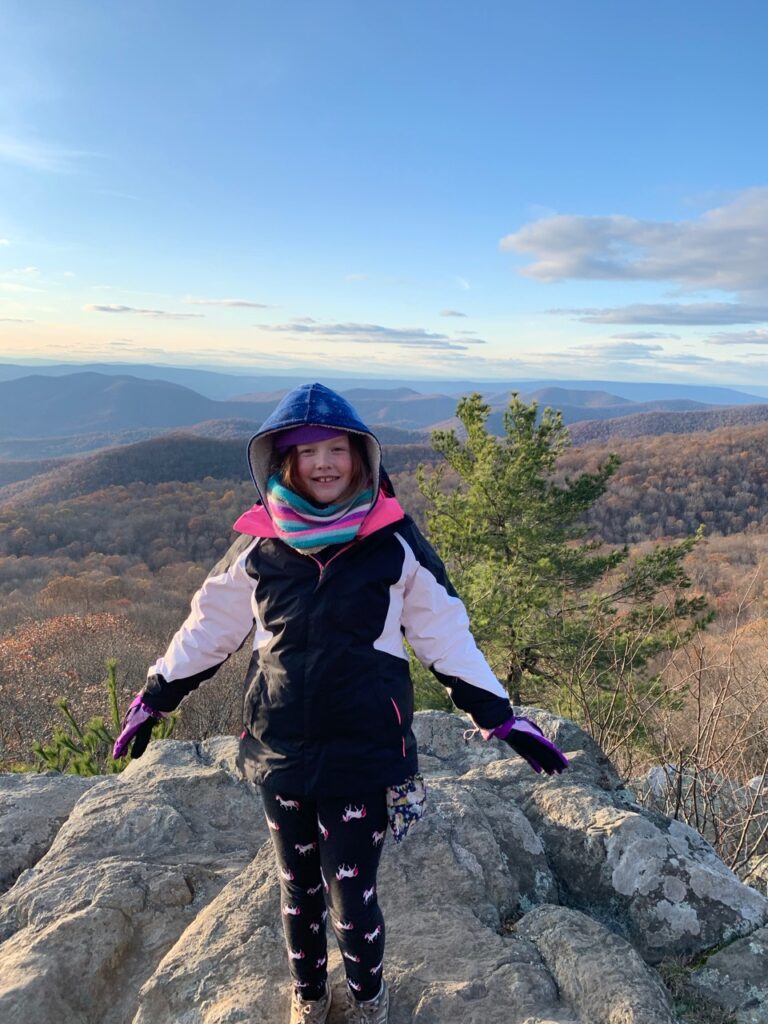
[{"xmin": 1, "ymin": 0, "xmax": 768, "ymax": 383}]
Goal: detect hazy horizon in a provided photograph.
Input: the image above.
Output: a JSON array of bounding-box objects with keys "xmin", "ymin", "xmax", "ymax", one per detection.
[{"xmin": 3, "ymin": 357, "xmax": 768, "ymax": 403}]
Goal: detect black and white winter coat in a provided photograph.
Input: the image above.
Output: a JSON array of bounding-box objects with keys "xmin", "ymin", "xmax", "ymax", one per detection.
[{"xmin": 141, "ymin": 383, "xmax": 513, "ymax": 797}]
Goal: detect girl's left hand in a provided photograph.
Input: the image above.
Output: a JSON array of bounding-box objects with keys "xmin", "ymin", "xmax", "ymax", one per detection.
[{"xmin": 483, "ymin": 716, "xmax": 569, "ymax": 775}]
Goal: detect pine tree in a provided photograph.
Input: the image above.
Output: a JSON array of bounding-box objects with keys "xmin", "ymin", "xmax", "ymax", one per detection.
[
  {"xmin": 419, "ymin": 393, "xmax": 712, "ymax": 752},
  {"xmin": 33, "ymin": 659, "xmax": 176, "ymax": 775}
]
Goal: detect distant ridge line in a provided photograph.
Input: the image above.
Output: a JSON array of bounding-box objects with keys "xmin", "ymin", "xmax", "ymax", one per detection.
[
  {"xmin": 0, "ymin": 362, "xmax": 764, "ymax": 404},
  {"xmin": 569, "ymin": 403, "xmax": 768, "ymax": 445}
]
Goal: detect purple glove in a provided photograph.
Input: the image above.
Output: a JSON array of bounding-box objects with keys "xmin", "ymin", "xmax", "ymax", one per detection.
[
  {"xmin": 112, "ymin": 693, "xmax": 166, "ymax": 759},
  {"xmin": 482, "ymin": 716, "xmax": 569, "ymax": 775}
]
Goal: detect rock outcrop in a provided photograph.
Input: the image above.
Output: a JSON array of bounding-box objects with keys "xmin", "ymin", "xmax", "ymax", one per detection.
[
  {"xmin": 1, "ymin": 713, "xmax": 766, "ymax": 1023},
  {"xmin": 691, "ymin": 925, "xmax": 768, "ymax": 1024},
  {"xmin": 0, "ymin": 772, "xmax": 100, "ymax": 894}
]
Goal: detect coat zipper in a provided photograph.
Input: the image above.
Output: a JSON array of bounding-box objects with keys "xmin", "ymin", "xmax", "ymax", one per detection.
[
  {"xmin": 307, "ymin": 541, "xmax": 408, "ymax": 758},
  {"xmin": 307, "ymin": 541, "xmax": 355, "ymax": 589}
]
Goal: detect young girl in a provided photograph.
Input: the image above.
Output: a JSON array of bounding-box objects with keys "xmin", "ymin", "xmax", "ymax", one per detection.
[{"xmin": 113, "ymin": 382, "xmax": 567, "ymax": 1024}]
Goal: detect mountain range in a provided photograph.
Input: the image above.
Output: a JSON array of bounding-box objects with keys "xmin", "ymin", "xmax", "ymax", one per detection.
[
  {"xmin": 2, "ymin": 366, "xmax": 768, "ymax": 468},
  {"xmin": 0, "ymin": 370, "xmax": 755, "ymax": 437},
  {"xmin": 0, "ymin": 360, "xmax": 765, "ymax": 403}
]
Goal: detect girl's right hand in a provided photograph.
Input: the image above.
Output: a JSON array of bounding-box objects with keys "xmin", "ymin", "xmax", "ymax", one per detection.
[{"xmin": 112, "ymin": 694, "xmax": 166, "ymax": 760}]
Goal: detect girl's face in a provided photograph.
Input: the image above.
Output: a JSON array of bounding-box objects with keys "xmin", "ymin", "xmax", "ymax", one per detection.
[{"xmin": 294, "ymin": 433, "xmax": 353, "ymax": 505}]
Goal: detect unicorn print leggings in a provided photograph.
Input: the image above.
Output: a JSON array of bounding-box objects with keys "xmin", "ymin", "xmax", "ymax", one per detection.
[{"xmin": 260, "ymin": 787, "xmax": 388, "ymax": 1001}]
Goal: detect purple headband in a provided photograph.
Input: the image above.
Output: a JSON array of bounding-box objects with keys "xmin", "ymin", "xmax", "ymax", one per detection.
[{"xmin": 274, "ymin": 425, "xmax": 347, "ymax": 451}]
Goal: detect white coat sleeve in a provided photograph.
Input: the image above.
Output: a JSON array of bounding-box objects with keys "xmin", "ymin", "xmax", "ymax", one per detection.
[
  {"xmin": 142, "ymin": 535, "xmax": 259, "ymax": 712},
  {"xmin": 396, "ymin": 524, "xmax": 513, "ymax": 729}
]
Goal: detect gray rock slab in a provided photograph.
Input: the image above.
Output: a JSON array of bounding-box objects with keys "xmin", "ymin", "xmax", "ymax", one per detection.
[
  {"xmin": 411, "ymin": 710, "xmax": 507, "ymax": 775},
  {"xmin": 0, "ymin": 859, "xmax": 195, "ymax": 1024},
  {"xmin": 133, "ymin": 771, "xmax": 564, "ymax": 1023},
  {"xmin": 135, "ymin": 847, "xmax": 568, "ymax": 1024},
  {"xmin": 3, "ymin": 715, "xmax": 767, "ymax": 1024},
  {"xmin": 743, "ymin": 857, "xmax": 768, "ymax": 898},
  {"xmin": 385, "ymin": 775, "xmax": 558, "ymax": 927},
  {"xmin": 692, "ymin": 925, "xmax": 768, "ymax": 1024},
  {"xmin": 0, "ymin": 738, "xmax": 265, "ymax": 1024},
  {"xmin": 463, "ymin": 753, "xmax": 768, "ymax": 962},
  {"xmin": 632, "ymin": 766, "xmax": 768, "ymax": 865},
  {"xmin": 411, "ymin": 708, "xmax": 610, "ymax": 780},
  {"xmin": 517, "ymin": 905, "xmax": 676, "ymax": 1024},
  {"xmin": 0, "ymin": 773, "xmax": 100, "ymax": 893}
]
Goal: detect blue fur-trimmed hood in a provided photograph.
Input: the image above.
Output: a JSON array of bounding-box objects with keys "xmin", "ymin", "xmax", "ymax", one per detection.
[{"xmin": 246, "ymin": 382, "xmax": 381, "ymax": 504}]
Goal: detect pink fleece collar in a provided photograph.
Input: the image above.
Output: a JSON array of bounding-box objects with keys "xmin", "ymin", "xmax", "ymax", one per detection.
[
  {"xmin": 232, "ymin": 503, "xmax": 277, "ymax": 537},
  {"xmin": 358, "ymin": 494, "xmax": 406, "ymax": 537},
  {"xmin": 232, "ymin": 491, "xmax": 405, "ymax": 539}
]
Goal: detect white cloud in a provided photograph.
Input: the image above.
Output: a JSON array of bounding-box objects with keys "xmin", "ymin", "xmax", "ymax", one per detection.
[
  {"xmin": 440, "ymin": 309, "xmax": 468, "ymax": 318},
  {"xmin": 0, "ymin": 282, "xmax": 36, "ymax": 293},
  {"xmin": 571, "ymin": 340, "xmax": 664, "ymax": 360},
  {"xmin": 83, "ymin": 304, "xmax": 205, "ymax": 320},
  {"xmin": 560, "ymin": 341, "xmax": 716, "ymax": 368},
  {"xmin": 98, "ymin": 189, "xmax": 141, "ymax": 201},
  {"xmin": 84, "ymin": 342, "xmax": 179, "ymax": 359},
  {"xmin": 552, "ymin": 303, "xmax": 768, "ymax": 325},
  {"xmin": 454, "ymin": 277, "xmax": 471, "ymax": 291},
  {"xmin": 0, "ymin": 317, "xmax": 32, "ymax": 323},
  {"xmin": 185, "ymin": 297, "xmax": 271, "ymax": 308},
  {"xmin": 345, "ymin": 273, "xmax": 369, "ymax": 282},
  {"xmin": 0, "ymin": 132, "xmax": 93, "ymax": 173},
  {"xmin": 0, "ymin": 239, "xmax": 10, "ymax": 247},
  {"xmin": 611, "ymin": 331, "xmax": 681, "ymax": 340},
  {"xmin": 502, "ymin": 188, "xmax": 768, "ymax": 293},
  {"xmin": 257, "ymin": 320, "xmax": 486, "ymax": 351},
  {"xmin": 705, "ymin": 329, "xmax": 768, "ymax": 346},
  {"xmin": 446, "ymin": 343, "xmax": 768, "ymax": 381}
]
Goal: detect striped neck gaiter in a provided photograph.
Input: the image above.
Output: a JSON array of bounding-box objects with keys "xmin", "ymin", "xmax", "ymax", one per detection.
[{"xmin": 266, "ymin": 473, "xmax": 374, "ymax": 551}]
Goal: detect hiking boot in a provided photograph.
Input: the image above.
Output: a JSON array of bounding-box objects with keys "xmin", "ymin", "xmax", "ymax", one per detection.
[
  {"xmin": 289, "ymin": 982, "xmax": 332, "ymax": 1023},
  {"xmin": 342, "ymin": 980, "xmax": 389, "ymax": 1023}
]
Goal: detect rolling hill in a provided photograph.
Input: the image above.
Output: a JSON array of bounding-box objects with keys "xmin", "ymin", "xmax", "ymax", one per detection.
[
  {"xmin": 0, "ymin": 433, "xmax": 436, "ymax": 507},
  {"xmin": 568, "ymin": 403, "xmax": 768, "ymax": 444},
  {"xmin": 3, "ymin": 371, "xmax": 767, "ymax": 466},
  {"xmin": 0, "ymin": 436, "xmax": 252, "ymax": 505},
  {"xmin": 3, "ymin": 420, "xmax": 768, "ymax": 608},
  {"xmin": 0, "ymin": 373, "xmax": 277, "ymax": 438}
]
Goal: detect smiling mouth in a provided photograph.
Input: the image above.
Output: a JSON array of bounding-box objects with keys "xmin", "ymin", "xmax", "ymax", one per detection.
[{"xmin": 313, "ymin": 476, "xmax": 339, "ymax": 483}]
